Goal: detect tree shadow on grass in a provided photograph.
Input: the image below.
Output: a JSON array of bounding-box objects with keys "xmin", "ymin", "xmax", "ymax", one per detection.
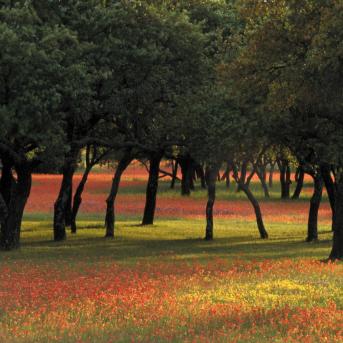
[{"xmin": 11, "ymin": 232, "xmax": 332, "ymax": 264}]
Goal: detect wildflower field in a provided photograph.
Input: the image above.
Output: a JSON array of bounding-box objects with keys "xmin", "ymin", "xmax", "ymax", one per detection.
[{"xmin": 1, "ymin": 166, "xmax": 342, "ymax": 342}]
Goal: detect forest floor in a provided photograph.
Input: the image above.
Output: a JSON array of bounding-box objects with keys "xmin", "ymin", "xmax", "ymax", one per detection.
[{"xmin": 0, "ymin": 164, "xmax": 342, "ymax": 342}]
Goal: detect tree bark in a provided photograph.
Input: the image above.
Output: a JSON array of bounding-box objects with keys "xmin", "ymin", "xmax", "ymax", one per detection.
[
  {"xmin": 53, "ymin": 148, "xmax": 79, "ymax": 241},
  {"xmin": 236, "ymin": 161, "xmax": 247, "ymax": 192},
  {"xmin": 278, "ymin": 159, "xmax": 291, "ymax": 199},
  {"xmin": 195, "ymin": 164, "xmax": 206, "ymax": 189},
  {"xmin": 269, "ymin": 163, "xmax": 275, "ymax": 188},
  {"xmin": 142, "ymin": 152, "xmax": 163, "ymax": 225},
  {"xmin": 0, "ymin": 164, "xmax": 32, "ymax": 250},
  {"xmin": 179, "ymin": 157, "xmax": 192, "ymax": 196},
  {"xmin": 204, "ymin": 165, "xmax": 219, "ymax": 240},
  {"xmin": 306, "ymin": 174, "xmax": 323, "ymax": 242},
  {"xmin": 70, "ymin": 165, "xmax": 92, "ymax": 234},
  {"xmin": 170, "ymin": 160, "xmax": 178, "ymax": 189},
  {"xmin": 292, "ymin": 166, "xmax": 304, "ymax": 199},
  {"xmin": 256, "ymin": 167, "xmax": 270, "ymax": 198},
  {"xmin": 105, "ymin": 152, "xmax": 132, "ymax": 238},
  {"xmin": 321, "ymin": 164, "xmax": 336, "ymax": 231},
  {"xmin": 329, "ymin": 174, "xmax": 343, "ymax": 260},
  {"xmin": 235, "ymin": 177, "xmax": 268, "ymax": 239}
]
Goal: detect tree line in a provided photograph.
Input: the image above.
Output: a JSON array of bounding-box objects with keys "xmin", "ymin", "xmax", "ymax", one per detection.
[{"xmin": 0, "ymin": 0, "xmax": 342, "ymax": 260}]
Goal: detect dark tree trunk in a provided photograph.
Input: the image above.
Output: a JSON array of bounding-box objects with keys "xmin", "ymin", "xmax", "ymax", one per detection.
[
  {"xmin": 142, "ymin": 152, "xmax": 163, "ymax": 225},
  {"xmin": 0, "ymin": 192, "xmax": 8, "ymax": 224},
  {"xmin": 0, "ymin": 158, "xmax": 14, "ymax": 205},
  {"xmin": 221, "ymin": 163, "xmax": 231, "ymax": 189},
  {"xmin": 306, "ymin": 175, "xmax": 323, "ymax": 242},
  {"xmin": 179, "ymin": 157, "xmax": 192, "ymax": 196},
  {"xmin": 237, "ymin": 181, "xmax": 268, "ymax": 239},
  {"xmin": 256, "ymin": 168, "xmax": 270, "ymax": 198},
  {"xmin": 269, "ymin": 163, "xmax": 275, "ymax": 188},
  {"xmin": 204, "ymin": 166, "xmax": 219, "ymax": 240},
  {"xmin": 292, "ymin": 166, "xmax": 304, "ymax": 199},
  {"xmin": 105, "ymin": 153, "xmax": 132, "ymax": 238},
  {"xmin": 245, "ymin": 169, "xmax": 255, "ymax": 188},
  {"xmin": 278, "ymin": 159, "xmax": 291, "ymax": 199},
  {"xmin": 53, "ymin": 149, "xmax": 79, "ymax": 241},
  {"xmin": 195, "ymin": 164, "xmax": 206, "ymax": 189},
  {"xmin": 70, "ymin": 165, "xmax": 92, "ymax": 234},
  {"xmin": 236, "ymin": 161, "xmax": 247, "ymax": 192},
  {"xmin": 321, "ymin": 164, "xmax": 336, "ymax": 231},
  {"xmin": 170, "ymin": 160, "xmax": 178, "ymax": 189},
  {"xmin": 329, "ymin": 174, "xmax": 343, "ymax": 260},
  {"xmin": 0, "ymin": 164, "xmax": 32, "ymax": 250}
]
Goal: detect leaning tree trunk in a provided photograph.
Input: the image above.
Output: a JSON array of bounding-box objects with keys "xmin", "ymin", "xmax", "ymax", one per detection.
[
  {"xmin": 105, "ymin": 153, "xmax": 132, "ymax": 238},
  {"xmin": 256, "ymin": 168, "xmax": 270, "ymax": 198},
  {"xmin": 269, "ymin": 163, "xmax": 275, "ymax": 188},
  {"xmin": 236, "ymin": 161, "xmax": 247, "ymax": 192},
  {"xmin": 329, "ymin": 174, "xmax": 343, "ymax": 260},
  {"xmin": 70, "ymin": 165, "xmax": 93, "ymax": 234},
  {"xmin": 53, "ymin": 149, "xmax": 78, "ymax": 241},
  {"xmin": 306, "ymin": 175, "xmax": 323, "ymax": 242},
  {"xmin": 195, "ymin": 164, "xmax": 206, "ymax": 189},
  {"xmin": 170, "ymin": 160, "xmax": 178, "ymax": 189},
  {"xmin": 0, "ymin": 164, "xmax": 32, "ymax": 250},
  {"xmin": 292, "ymin": 166, "xmax": 304, "ymax": 199},
  {"xmin": 321, "ymin": 164, "xmax": 336, "ymax": 231},
  {"xmin": 238, "ymin": 181, "xmax": 269, "ymax": 239},
  {"xmin": 142, "ymin": 152, "xmax": 163, "ymax": 225},
  {"xmin": 204, "ymin": 165, "xmax": 219, "ymax": 241}
]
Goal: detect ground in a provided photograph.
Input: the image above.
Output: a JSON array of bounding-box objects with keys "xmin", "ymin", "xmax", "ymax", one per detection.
[{"xmin": 0, "ymin": 163, "xmax": 342, "ymax": 342}]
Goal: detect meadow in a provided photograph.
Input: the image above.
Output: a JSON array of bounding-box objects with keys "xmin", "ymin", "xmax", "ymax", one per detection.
[{"xmin": 0, "ymin": 164, "xmax": 342, "ymax": 342}]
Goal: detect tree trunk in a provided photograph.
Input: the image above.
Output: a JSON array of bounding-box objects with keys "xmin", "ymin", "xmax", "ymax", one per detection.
[
  {"xmin": 238, "ymin": 181, "xmax": 268, "ymax": 239},
  {"xmin": 306, "ymin": 175, "xmax": 323, "ymax": 242},
  {"xmin": 195, "ymin": 164, "xmax": 206, "ymax": 189},
  {"xmin": 170, "ymin": 160, "xmax": 178, "ymax": 189},
  {"xmin": 105, "ymin": 153, "xmax": 132, "ymax": 238},
  {"xmin": 53, "ymin": 148, "xmax": 78, "ymax": 241},
  {"xmin": 205, "ymin": 166, "xmax": 219, "ymax": 240},
  {"xmin": 179, "ymin": 157, "xmax": 192, "ymax": 196},
  {"xmin": 0, "ymin": 158, "xmax": 14, "ymax": 205},
  {"xmin": 70, "ymin": 165, "xmax": 92, "ymax": 234},
  {"xmin": 256, "ymin": 168, "xmax": 270, "ymax": 198},
  {"xmin": 329, "ymin": 174, "xmax": 343, "ymax": 260},
  {"xmin": 0, "ymin": 164, "xmax": 32, "ymax": 250},
  {"xmin": 321, "ymin": 164, "xmax": 336, "ymax": 231},
  {"xmin": 269, "ymin": 163, "xmax": 275, "ymax": 188},
  {"xmin": 292, "ymin": 166, "xmax": 304, "ymax": 199},
  {"xmin": 279, "ymin": 159, "xmax": 291, "ymax": 199},
  {"xmin": 236, "ymin": 161, "xmax": 247, "ymax": 192},
  {"xmin": 142, "ymin": 152, "xmax": 163, "ymax": 225},
  {"xmin": 0, "ymin": 192, "xmax": 8, "ymax": 224}
]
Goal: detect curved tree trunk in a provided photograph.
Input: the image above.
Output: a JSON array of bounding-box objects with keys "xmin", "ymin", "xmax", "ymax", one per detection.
[
  {"xmin": 292, "ymin": 166, "xmax": 304, "ymax": 199},
  {"xmin": 0, "ymin": 164, "xmax": 32, "ymax": 250},
  {"xmin": 237, "ymin": 180, "xmax": 268, "ymax": 239},
  {"xmin": 53, "ymin": 148, "xmax": 79, "ymax": 241},
  {"xmin": 256, "ymin": 168, "xmax": 270, "ymax": 198},
  {"xmin": 142, "ymin": 151, "xmax": 163, "ymax": 225},
  {"xmin": 170, "ymin": 160, "xmax": 178, "ymax": 189},
  {"xmin": 306, "ymin": 174, "xmax": 323, "ymax": 242},
  {"xmin": 204, "ymin": 165, "xmax": 219, "ymax": 240},
  {"xmin": 329, "ymin": 174, "xmax": 343, "ymax": 260},
  {"xmin": 70, "ymin": 165, "xmax": 92, "ymax": 234},
  {"xmin": 269, "ymin": 163, "xmax": 275, "ymax": 188},
  {"xmin": 195, "ymin": 164, "xmax": 206, "ymax": 189},
  {"xmin": 236, "ymin": 161, "xmax": 247, "ymax": 192},
  {"xmin": 105, "ymin": 153, "xmax": 132, "ymax": 238},
  {"xmin": 321, "ymin": 164, "xmax": 336, "ymax": 231}
]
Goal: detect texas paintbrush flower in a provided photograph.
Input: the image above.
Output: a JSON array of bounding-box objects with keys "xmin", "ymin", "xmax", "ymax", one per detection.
[{"xmin": 0, "ymin": 259, "xmax": 342, "ymax": 342}]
